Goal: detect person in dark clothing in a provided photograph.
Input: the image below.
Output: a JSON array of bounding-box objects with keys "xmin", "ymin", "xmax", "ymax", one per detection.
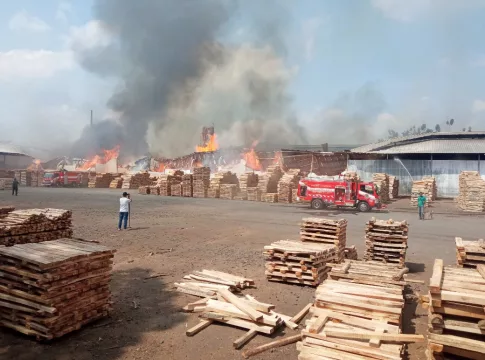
[{"xmin": 12, "ymin": 177, "xmax": 19, "ymax": 196}]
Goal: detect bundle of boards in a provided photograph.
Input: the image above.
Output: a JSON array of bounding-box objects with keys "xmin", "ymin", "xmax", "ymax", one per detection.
[
  {"xmin": 300, "ymin": 217, "xmax": 347, "ymax": 263},
  {"xmin": 457, "ymin": 171, "xmax": 485, "ymax": 212},
  {"xmin": 0, "ymin": 238, "xmax": 115, "ymax": 340},
  {"xmin": 88, "ymin": 173, "xmax": 114, "ymax": 188},
  {"xmin": 455, "ymin": 237, "xmax": 485, "ymax": 267},
  {"xmin": 410, "ymin": 177, "xmax": 437, "ymax": 207},
  {"xmin": 372, "ymin": 173, "xmax": 390, "ymax": 203}
]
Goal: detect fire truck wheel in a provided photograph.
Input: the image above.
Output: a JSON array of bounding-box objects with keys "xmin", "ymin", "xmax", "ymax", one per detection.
[
  {"xmin": 311, "ymin": 199, "xmax": 325, "ymax": 210},
  {"xmin": 358, "ymin": 201, "xmax": 370, "ymax": 212}
]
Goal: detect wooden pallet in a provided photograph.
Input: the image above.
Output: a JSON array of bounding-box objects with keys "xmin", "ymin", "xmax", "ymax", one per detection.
[
  {"xmin": 300, "ymin": 218, "xmax": 347, "ymax": 263},
  {"xmin": 456, "ymin": 237, "xmax": 485, "ymax": 267}
]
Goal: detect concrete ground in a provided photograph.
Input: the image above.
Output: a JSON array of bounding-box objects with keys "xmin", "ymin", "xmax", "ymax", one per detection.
[{"xmin": 0, "ymin": 187, "xmax": 483, "ymax": 360}]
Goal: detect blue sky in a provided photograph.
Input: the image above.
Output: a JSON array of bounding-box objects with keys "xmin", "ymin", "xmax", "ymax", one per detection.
[{"xmin": 1, "ymin": 0, "xmax": 485, "ymax": 157}]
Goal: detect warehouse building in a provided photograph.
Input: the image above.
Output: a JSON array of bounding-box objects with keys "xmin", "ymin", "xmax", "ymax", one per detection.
[
  {"xmin": 0, "ymin": 143, "xmax": 34, "ymax": 170},
  {"xmin": 348, "ymin": 132, "xmax": 485, "ymax": 198}
]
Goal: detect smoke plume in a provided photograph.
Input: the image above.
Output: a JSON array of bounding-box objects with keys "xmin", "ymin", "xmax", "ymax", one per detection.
[{"xmin": 72, "ymin": 0, "xmax": 306, "ymax": 159}]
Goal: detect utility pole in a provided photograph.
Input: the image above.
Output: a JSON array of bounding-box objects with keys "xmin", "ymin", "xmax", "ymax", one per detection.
[{"xmin": 90, "ymin": 110, "xmax": 93, "ymax": 127}]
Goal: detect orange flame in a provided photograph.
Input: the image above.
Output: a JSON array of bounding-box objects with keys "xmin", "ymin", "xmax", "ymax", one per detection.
[
  {"xmin": 27, "ymin": 159, "xmax": 43, "ymax": 171},
  {"xmin": 243, "ymin": 142, "xmax": 262, "ymax": 171},
  {"xmin": 196, "ymin": 134, "xmax": 219, "ymax": 153},
  {"xmin": 79, "ymin": 145, "xmax": 120, "ymax": 170},
  {"xmin": 273, "ymin": 151, "xmax": 283, "ymax": 167},
  {"xmin": 156, "ymin": 162, "xmax": 166, "ymax": 172}
]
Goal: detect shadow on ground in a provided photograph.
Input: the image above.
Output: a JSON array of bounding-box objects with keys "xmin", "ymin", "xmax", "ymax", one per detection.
[{"xmin": 0, "ymin": 267, "xmax": 180, "ymax": 360}]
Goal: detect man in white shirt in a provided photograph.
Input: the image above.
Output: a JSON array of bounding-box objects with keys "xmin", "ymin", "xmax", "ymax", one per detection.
[{"xmin": 118, "ymin": 192, "xmax": 132, "ymax": 230}]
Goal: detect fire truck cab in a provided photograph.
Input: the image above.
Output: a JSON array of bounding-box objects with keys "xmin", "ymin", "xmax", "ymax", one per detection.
[
  {"xmin": 297, "ymin": 177, "xmax": 382, "ymax": 212},
  {"xmin": 42, "ymin": 171, "xmax": 82, "ymax": 187}
]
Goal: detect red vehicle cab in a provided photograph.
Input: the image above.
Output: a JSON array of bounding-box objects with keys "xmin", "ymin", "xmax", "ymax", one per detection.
[
  {"xmin": 42, "ymin": 171, "xmax": 82, "ymax": 187},
  {"xmin": 297, "ymin": 176, "xmax": 382, "ymax": 212}
]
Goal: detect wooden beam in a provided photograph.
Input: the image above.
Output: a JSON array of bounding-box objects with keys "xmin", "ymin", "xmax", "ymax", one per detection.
[
  {"xmin": 369, "ymin": 324, "xmax": 386, "ymax": 348},
  {"xmin": 233, "ymin": 329, "xmax": 257, "ymax": 349},
  {"xmin": 302, "ymin": 330, "xmax": 424, "ymax": 343},
  {"xmin": 218, "ymin": 289, "xmax": 263, "ymax": 322},
  {"xmin": 186, "ymin": 320, "xmax": 213, "ymax": 336},
  {"xmin": 477, "ymin": 264, "xmax": 485, "ymax": 280},
  {"xmin": 429, "ymin": 259, "xmax": 444, "ymax": 294},
  {"xmin": 242, "ymin": 334, "xmax": 302, "ymax": 359},
  {"xmin": 290, "ymin": 303, "xmax": 313, "ymax": 324}
]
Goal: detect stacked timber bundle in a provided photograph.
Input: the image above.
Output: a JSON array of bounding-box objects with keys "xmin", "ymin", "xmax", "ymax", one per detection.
[
  {"xmin": 457, "ymin": 171, "xmax": 485, "ymax": 212},
  {"xmin": 171, "ymin": 183, "xmax": 183, "ymax": 196},
  {"xmin": 300, "ymin": 218, "xmax": 347, "ymax": 263},
  {"xmin": 263, "ymin": 240, "xmax": 337, "ymax": 286},
  {"xmin": 0, "ymin": 206, "xmax": 14, "ymax": 218},
  {"xmin": 422, "ymin": 261, "xmax": 485, "ymax": 360},
  {"xmin": 343, "ymin": 171, "xmax": 360, "ymax": 181},
  {"xmin": 193, "ymin": 180, "xmax": 208, "ymax": 198},
  {"xmin": 343, "ymin": 245, "xmax": 358, "ymax": 260},
  {"xmin": 372, "ymin": 173, "xmax": 390, "ymax": 203},
  {"xmin": 0, "ymin": 208, "xmax": 73, "ymax": 246},
  {"xmin": 30, "ymin": 171, "xmax": 44, "ymax": 187},
  {"xmin": 0, "ymin": 170, "xmax": 14, "ymax": 178},
  {"xmin": 411, "ymin": 177, "xmax": 436, "ymax": 207},
  {"xmin": 88, "ymin": 173, "xmax": 115, "ymax": 188},
  {"xmin": 182, "ymin": 174, "xmax": 193, "ymax": 197},
  {"xmin": 20, "ymin": 170, "xmax": 32, "ymax": 186},
  {"xmin": 257, "ymin": 165, "xmax": 283, "ymax": 198},
  {"xmin": 193, "ymin": 167, "xmax": 210, "ymax": 198},
  {"xmin": 138, "ymin": 185, "xmax": 150, "ymax": 195},
  {"xmin": 157, "ymin": 172, "xmax": 182, "ymax": 196},
  {"xmin": 364, "ymin": 218, "xmax": 408, "ymax": 268},
  {"xmin": 149, "ymin": 185, "xmax": 160, "ymax": 195},
  {"xmin": 207, "ymin": 186, "xmax": 220, "ymax": 199},
  {"xmin": 328, "ymin": 260, "xmax": 409, "ymax": 286},
  {"xmin": 455, "ymin": 237, "xmax": 485, "ymax": 267},
  {"xmin": 109, "ymin": 177, "xmax": 122, "ymax": 189},
  {"xmin": 277, "ymin": 172, "xmax": 299, "ymax": 204},
  {"xmin": 291, "ymin": 188, "xmax": 300, "ymax": 203},
  {"xmin": 220, "ymin": 184, "xmax": 238, "ymax": 200},
  {"xmin": 261, "ymin": 193, "xmax": 278, "ymax": 203},
  {"xmin": 389, "ymin": 175, "xmax": 399, "ymax": 199},
  {"xmin": 0, "ymin": 178, "xmax": 13, "ymax": 190},
  {"xmin": 14, "ymin": 170, "xmax": 21, "ymax": 182},
  {"xmin": 247, "ymin": 187, "xmax": 262, "ymax": 201},
  {"xmin": 0, "ymin": 239, "xmax": 115, "ymax": 340},
  {"xmin": 122, "ymin": 172, "xmax": 152, "ymax": 189},
  {"xmin": 235, "ymin": 173, "xmax": 258, "ymax": 200},
  {"xmin": 208, "ymin": 172, "xmax": 237, "ymax": 199}
]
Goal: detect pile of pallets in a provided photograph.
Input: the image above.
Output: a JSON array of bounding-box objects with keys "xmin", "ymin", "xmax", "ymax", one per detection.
[
  {"xmin": 277, "ymin": 172, "xmax": 299, "ymax": 204},
  {"xmin": 0, "ymin": 178, "xmax": 13, "ymax": 190},
  {"xmin": 182, "ymin": 174, "xmax": 193, "ymax": 197},
  {"xmin": 258, "ymin": 165, "xmax": 283, "ymax": 198},
  {"xmin": 261, "ymin": 193, "xmax": 278, "ymax": 203},
  {"xmin": 422, "ymin": 261, "xmax": 485, "ymax": 360},
  {"xmin": 171, "ymin": 183, "xmax": 183, "ymax": 196},
  {"xmin": 0, "ymin": 239, "xmax": 115, "ymax": 340},
  {"xmin": 264, "ymin": 240, "xmax": 337, "ymax": 286},
  {"xmin": 0, "ymin": 206, "xmax": 14, "ymax": 218},
  {"xmin": 88, "ymin": 173, "xmax": 114, "ymax": 188},
  {"xmin": 300, "ymin": 218, "xmax": 347, "ymax": 263},
  {"xmin": 157, "ymin": 172, "xmax": 183, "ymax": 196},
  {"xmin": 372, "ymin": 173, "xmax": 390, "ymax": 203},
  {"xmin": 193, "ymin": 167, "xmax": 210, "ymax": 198},
  {"xmin": 455, "ymin": 237, "xmax": 485, "ymax": 267},
  {"xmin": 389, "ymin": 175, "xmax": 399, "ymax": 199},
  {"xmin": 149, "ymin": 185, "xmax": 160, "ymax": 195},
  {"xmin": 30, "ymin": 171, "xmax": 44, "ymax": 187},
  {"xmin": 235, "ymin": 173, "xmax": 258, "ymax": 200},
  {"xmin": 122, "ymin": 172, "xmax": 152, "ymax": 189},
  {"xmin": 457, "ymin": 171, "xmax": 485, "ymax": 212},
  {"xmin": 0, "ymin": 208, "xmax": 73, "ymax": 246},
  {"xmin": 364, "ymin": 218, "xmax": 408, "ymax": 268},
  {"xmin": 138, "ymin": 185, "xmax": 150, "ymax": 195},
  {"xmin": 411, "ymin": 177, "xmax": 437, "ymax": 207},
  {"xmin": 20, "ymin": 170, "xmax": 32, "ymax": 186},
  {"xmin": 247, "ymin": 187, "xmax": 262, "ymax": 201},
  {"xmin": 109, "ymin": 177, "xmax": 122, "ymax": 189},
  {"xmin": 220, "ymin": 184, "xmax": 238, "ymax": 200}
]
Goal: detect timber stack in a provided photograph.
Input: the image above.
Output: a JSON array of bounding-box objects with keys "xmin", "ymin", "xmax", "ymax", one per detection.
[
  {"xmin": 88, "ymin": 173, "xmax": 114, "ymax": 188},
  {"xmin": 109, "ymin": 177, "xmax": 122, "ymax": 189},
  {"xmin": 0, "ymin": 206, "xmax": 14, "ymax": 218},
  {"xmin": 138, "ymin": 185, "xmax": 150, "ymax": 195},
  {"xmin": 149, "ymin": 185, "xmax": 160, "ymax": 195},
  {"xmin": 171, "ymin": 183, "xmax": 183, "ymax": 197},
  {"xmin": 457, "ymin": 171, "xmax": 485, "ymax": 212},
  {"xmin": 364, "ymin": 218, "xmax": 408, "ymax": 268},
  {"xmin": 31, "ymin": 171, "xmax": 44, "ymax": 187},
  {"xmin": 182, "ymin": 174, "xmax": 193, "ymax": 197},
  {"xmin": 122, "ymin": 172, "xmax": 152, "ymax": 189},
  {"xmin": 235, "ymin": 173, "xmax": 258, "ymax": 200},
  {"xmin": 0, "ymin": 178, "xmax": 13, "ymax": 190},
  {"xmin": 291, "ymin": 188, "xmax": 300, "ymax": 203},
  {"xmin": 300, "ymin": 217, "xmax": 347, "ymax": 263},
  {"xmin": 411, "ymin": 177, "xmax": 436, "ymax": 207},
  {"xmin": 422, "ymin": 260, "xmax": 485, "ymax": 360},
  {"xmin": 372, "ymin": 173, "xmax": 390, "ymax": 203},
  {"xmin": 20, "ymin": 170, "xmax": 32, "ymax": 186},
  {"xmin": 157, "ymin": 172, "xmax": 183, "ymax": 196},
  {"xmin": 0, "ymin": 208, "xmax": 72, "ymax": 246},
  {"xmin": 264, "ymin": 240, "xmax": 337, "ymax": 286},
  {"xmin": 455, "ymin": 237, "xmax": 485, "ymax": 267},
  {"xmin": 0, "ymin": 239, "xmax": 115, "ymax": 340},
  {"xmin": 261, "ymin": 193, "xmax": 278, "ymax": 203},
  {"xmin": 389, "ymin": 175, "xmax": 399, "ymax": 199},
  {"xmin": 193, "ymin": 167, "xmax": 210, "ymax": 198},
  {"xmin": 257, "ymin": 165, "xmax": 283, "ymax": 199},
  {"xmin": 277, "ymin": 171, "xmax": 300, "ymax": 204},
  {"xmin": 343, "ymin": 171, "xmax": 360, "ymax": 181},
  {"xmin": 220, "ymin": 184, "xmax": 238, "ymax": 200},
  {"xmin": 247, "ymin": 187, "xmax": 262, "ymax": 201},
  {"xmin": 208, "ymin": 172, "xmax": 237, "ymax": 199}
]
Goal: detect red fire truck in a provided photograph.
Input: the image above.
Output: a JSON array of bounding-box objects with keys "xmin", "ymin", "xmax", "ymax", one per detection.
[
  {"xmin": 42, "ymin": 171, "xmax": 83, "ymax": 187},
  {"xmin": 297, "ymin": 177, "xmax": 382, "ymax": 212}
]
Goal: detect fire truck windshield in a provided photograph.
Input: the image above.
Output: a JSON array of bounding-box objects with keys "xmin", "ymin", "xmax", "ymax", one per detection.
[{"xmin": 360, "ymin": 184, "xmax": 374, "ymax": 195}]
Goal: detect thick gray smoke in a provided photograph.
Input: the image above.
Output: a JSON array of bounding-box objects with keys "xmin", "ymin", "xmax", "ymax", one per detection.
[{"xmin": 72, "ymin": 0, "xmax": 306, "ymax": 159}]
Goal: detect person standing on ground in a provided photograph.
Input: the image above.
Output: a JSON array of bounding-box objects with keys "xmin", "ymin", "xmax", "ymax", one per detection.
[
  {"xmin": 417, "ymin": 192, "xmax": 426, "ymax": 220},
  {"xmin": 12, "ymin": 177, "xmax": 19, "ymax": 196},
  {"xmin": 118, "ymin": 192, "xmax": 131, "ymax": 230}
]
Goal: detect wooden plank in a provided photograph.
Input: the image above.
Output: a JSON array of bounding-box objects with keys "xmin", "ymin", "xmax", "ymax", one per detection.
[
  {"xmin": 309, "ymin": 311, "xmax": 329, "ymax": 334},
  {"xmin": 218, "ymin": 289, "xmax": 263, "ymax": 322},
  {"xmin": 430, "ymin": 259, "xmax": 444, "ymax": 294},
  {"xmin": 290, "ymin": 303, "xmax": 313, "ymax": 324},
  {"xmin": 477, "ymin": 264, "xmax": 485, "ymax": 280},
  {"xmin": 186, "ymin": 319, "xmax": 213, "ymax": 336},
  {"xmin": 428, "ymin": 333, "xmax": 485, "ymax": 354},
  {"xmin": 233, "ymin": 329, "xmax": 257, "ymax": 349},
  {"xmin": 201, "ymin": 313, "xmax": 274, "ymax": 334},
  {"xmin": 242, "ymin": 334, "xmax": 302, "ymax": 359},
  {"xmin": 302, "ymin": 330, "xmax": 424, "ymax": 342},
  {"xmin": 369, "ymin": 324, "xmax": 386, "ymax": 348}
]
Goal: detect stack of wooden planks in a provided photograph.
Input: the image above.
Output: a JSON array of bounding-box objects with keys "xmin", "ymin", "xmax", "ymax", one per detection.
[
  {"xmin": 292, "ymin": 188, "xmax": 300, "ymax": 203},
  {"xmin": 208, "ymin": 172, "xmax": 238, "ymax": 199},
  {"xmin": 0, "ymin": 178, "xmax": 13, "ymax": 190},
  {"xmin": 20, "ymin": 170, "xmax": 32, "ymax": 186},
  {"xmin": 300, "ymin": 218, "xmax": 347, "ymax": 263},
  {"xmin": 258, "ymin": 165, "xmax": 283, "ymax": 199},
  {"xmin": 422, "ymin": 260, "xmax": 485, "ymax": 360},
  {"xmin": 277, "ymin": 172, "xmax": 299, "ymax": 204},
  {"xmin": 264, "ymin": 240, "xmax": 337, "ymax": 286},
  {"xmin": 122, "ymin": 172, "xmax": 152, "ymax": 189},
  {"xmin": 171, "ymin": 183, "xmax": 183, "ymax": 196},
  {"xmin": 372, "ymin": 173, "xmax": 390, "ymax": 203},
  {"xmin": 411, "ymin": 177, "xmax": 437, "ymax": 207},
  {"xmin": 207, "ymin": 186, "xmax": 220, "ymax": 199},
  {"xmin": 182, "ymin": 174, "xmax": 193, "ymax": 197},
  {"xmin": 344, "ymin": 245, "xmax": 358, "ymax": 260},
  {"xmin": 109, "ymin": 177, "xmax": 122, "ymax": 189},
  {"xmin": 138, "ymin": 185, "xmax": 150, "ymax": 195},
  {"xmin": 0, "ymin": 206, "xmax": 14, "ymax": 218},
  {"xmin": 157, "ymin": 172, "xmax": 183, "ymax": 196},
  {"xmin": 30, "ymin": 171, "xmax": 44, "ymax": 187},
  {"xmin": 247, "ymin": 187, "xmax": 262, "ymax": 201},
  {"xmin": 364, "ymin": 218, "xmax": 408, "ymax": 268},
  {"xmin": 0, "ymin": 208, "xmax": 73, "ymax": 246},
  {"xmin": 261, "ymin": 193, "xmax": 278, "ymax": 203},
  {"xmin": 455, "ymin": 237, "xmax": 485, "ymax": 267},
  {"xmin": 389, "ymin": 175, "xmax": 399, "ymax": 199},
  {"xmin": 0, "ymin": 238, "xmax": 115, "ymax": 340},
  {"xmin": 149, "ymin": 185, "xmax": 160, "ymax": 195},
  {"xmin": 238, "ymin": 172, "xmax": 258, "ymax": 200},
  {"xmin": 457, "ymin": 171, "xmax": 485, "ymax": 212},
  {"xmin": 88, "ymin": 173, "xmax": 114, "ymax": 188},
  {"xmin": 343, "ymin": 171, "xmax": 360, "ymax": 181},
  {"xmin": 193, "ymin": 167, "xmax": 210, "ymax": 198},
  {"xmin": 220, "ymin": 184, "xmax": 238, "ymax": 200}
]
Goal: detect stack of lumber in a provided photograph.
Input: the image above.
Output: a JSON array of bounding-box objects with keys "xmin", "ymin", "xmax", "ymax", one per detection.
[
  {"xmin": 0, "ymin": 206, "xmax": 14, "ymax": 218},
  {"xmin": 208, "ymin": 172, "xmax": 238, "ymax": 199},
  {"xmin": 109, "ymin": 177, "xmax": 122, "ymax": 189},
  {"xmin": 247, "ymin": 187, "xmax": 262, "ymax": 202},
  {"xmin": 30, "ymin": 171, "xmax": 44, "ymax": 187},
  {"xmin": 14, "ymin": 170, "xmax": 21, "ymax": 182},
  {"xmin": 344, "ymin": 245, "xmax": 358, "ymax": 260},
  {"xmin": 389, "ymin": 175, "xmax": 399, "ymax": 199},
  {"xmin": 157, "ymin": 173, "xmax": 182, "ymax": 196},
  {"xmin": 207, "ymin": 187, "xmax": 220, "ymax": 199},
  {"xmin": 264, "ymin": 240, "xmax": 337, "ymax": 286},
  {"xmin": 20, "ymin": 171, "xmax": 32, "ymax": 186},
  {"xmin": 0, "ymin": 208, "xmax": 73, "ymax": 246},
  {"xmin": 182, "ymin": 174, "xmax": 193, "ymax": 197},
  {"xmin": 457, "ymin": 171, "xmax": 485, "ymax": 212},
  {"xmin": 0, "ymin": 170, "xmax": 14, "ymax": 178},
  {"xmin": 171, "ymin": 184, "xmax": 183, "ymax": 196},
  {"xmin": 258, "ymin": 165, "xmax": 283, "ymax": 198},
  {"xmin": 364, "ymin": 218, "xmax": 408, "ymax": 268},
  {"xmin": 343, "ymin": 171, "xmax": 360, "ymax": 181},
  {"xmin": 0, "ymin": 178, "xmax": 13, "ymax": 190},
  {"xmin": 149, "ymin": 185, "xmax": 160, "ymax": 195},
  {"xmin": 235, "ymin": 173, "xmax": 258, "ymax": 200},
  {"xmin": 372, "ymin": 173, "xmax": 390, "ymax": 203},
  {"xmin": 422, "ymin": 261, "xmax": 485, "ymax": 360},
  {"xmin": 138, "ymin": 185, "xmax": 150, "ymax": 195},
  {"xmin": 0, "ymin": 239, "xmax": 115, "ymax": 340},
  {"xmin": 411, "ymin": 177, "xmax": 437, "ymax": 207},
  {"xmin": 277, "ymin": 172, "xmax": 299, "ymax": 204},
  {"xmin": 292, "ymin": 188, "xmax": 300, "ymax": 203},
  {"xmin": 80, "ymin": 173, "xmax": 90, "ymax": 187},
  {"xmin": 455, "ymin": 237, "xmax": 485, "ymax": 267},
  {"xmin": 122, "ymin": 172, "xmax": 152, "ymax": 189},
  {"xmin": 193, "ymin": 167, "xmax": 210, "ymax": 198},
  {"xmin": 261, "ymin": 193, "xmax": 278, "ymax": 203},
  {"xmin": 88, "ymin": 173, "xmax": 114, "ymax": 188},
  {"xmin": 220, "ymin": 184, "xmax": 238, "ymax": 200},
  {"xmin": 300, "ymin": 218, "xmax": 347, "ymax": 263}
]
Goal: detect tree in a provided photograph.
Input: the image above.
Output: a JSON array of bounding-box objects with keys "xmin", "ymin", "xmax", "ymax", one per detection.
[
  {"xmin": 468, "ymin": 126, "xmax": 472, "ymax": 132},
  {"xmin": 450, "ymin": 119, "xmax": 454, "ymax": 126},
  {"xmin": 462, "ymin": 128, "xmax": 466, "ymax": 131},
  {"xmin": 435, "ymin": 124, "xmax": 441, "ymax": 132}
]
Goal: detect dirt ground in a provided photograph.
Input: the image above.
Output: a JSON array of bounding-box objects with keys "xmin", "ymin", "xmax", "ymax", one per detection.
[{"xmin": 0, "ymin": 187, "xmax": 484, "ymax": 360}]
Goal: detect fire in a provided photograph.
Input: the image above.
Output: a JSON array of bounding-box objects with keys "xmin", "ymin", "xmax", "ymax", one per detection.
[
  {"xmin": 196, "ymin": 134, "xmax": 219, "ymax": 153},
  {"xmin": 273, "ymin": 151, "xmax": 283, "ymax": 167},
  {"xmin": 79, "ymin": 145, "xmax": 120, "ymax": 170},
  {"xmin": 243, "ymin": 141, "xmax": 262, "ymax": 171},
  {"xmin": 27, "ymin": 159, "xmax": 43, "ymax": 171},
  {"xmin": 103, "ymin": 145, "xmax": 120, "ymax": 162},
  {"xmin": 156, "ymin": 162, "xmax": 166, "ymax": 172}
]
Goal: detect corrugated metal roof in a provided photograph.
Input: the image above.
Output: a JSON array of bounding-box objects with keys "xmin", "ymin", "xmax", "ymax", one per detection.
[
  {"xmin": 351, "ymin": 132, "xmax": 485, "ymax": 154},
  {"xmin": 0, "ymin": 142, "xmax": 31, "ymax": 157}
]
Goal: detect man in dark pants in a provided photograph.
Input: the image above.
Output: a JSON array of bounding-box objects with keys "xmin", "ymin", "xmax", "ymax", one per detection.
[
  {"xmin": 118, "ymin": 192, "xmax": 131, "ymax": 230},
  {"xmin": 12, "ymin": 177, "xmax": 19, "ymax": 196},
  {"xmin": 417, "ymin": 192, "xmax": 426, "ymax": 220}
]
